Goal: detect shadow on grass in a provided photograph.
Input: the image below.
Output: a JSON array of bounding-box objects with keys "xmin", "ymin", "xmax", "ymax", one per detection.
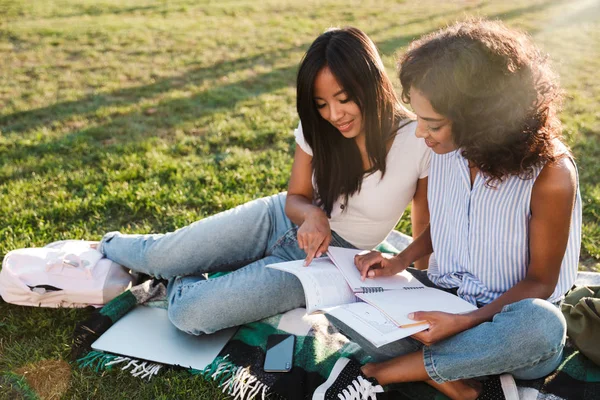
[
  {"xmin": 549, "ymin": 0, "xmax": 600, "ymax": 29},
  {"xmin": 4, "ymin": 0, "xmax": 567, "ymax": 135},
  {"xmin": 491, "ymin": 0, "xmax": 573, "ymax": 22},
  {"xmin": 0, "ymin": 62, "xmax": 298, "ymax": 185},
  {"xmin": 0, "ymin": 41, "xmax": 310, "ymax": 135},
  {"xmin": 1, "ymin": 23, "xmax": 447, "ymax": 184},
  {"xmin": 1, "ymin": 0, "xmax": 587, "ymax": 184},
  {"xmin": 377, "ymin": 0, "xmax": 572, "ymax": 56}
]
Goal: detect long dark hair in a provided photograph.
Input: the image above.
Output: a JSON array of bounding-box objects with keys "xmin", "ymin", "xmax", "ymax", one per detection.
[
  {"xmin": 399, "ymin": 19, "xmax": 566, "ymax": 184},
  {"xmin": 297, "ymin": 27, "xmax": 411, "ymax": 216}
]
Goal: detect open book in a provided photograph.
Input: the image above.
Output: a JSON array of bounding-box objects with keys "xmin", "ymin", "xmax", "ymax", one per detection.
[{"xmin": 267, "ymin": 247, "xmax": 476, "ymax": 347}]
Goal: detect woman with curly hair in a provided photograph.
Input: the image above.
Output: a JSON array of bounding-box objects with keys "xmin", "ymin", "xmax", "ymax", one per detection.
[{"xmin": 315, "ymin": 20, "xmax": 581, "ymax": 400}]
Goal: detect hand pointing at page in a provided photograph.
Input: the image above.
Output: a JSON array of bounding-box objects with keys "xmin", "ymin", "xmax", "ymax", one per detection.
[
  {"xmin": 297, "ymin": 208, "xmax": 332, "ymax": 266},
  {"xmin": 354, "ymin": 251, "xmax": 410, "ymax": 281}
]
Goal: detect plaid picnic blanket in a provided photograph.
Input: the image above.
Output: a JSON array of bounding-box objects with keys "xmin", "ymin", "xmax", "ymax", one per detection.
[
  {"xmin": 197, "ymin": 308, "xmax": 370, "ymax": 399},
  {"xmin": 70, "ymin": 277, "xmax": 372, "ymax": 397},
  {"xmin": 72, "ymin": 276, "xmax": 600, "ymax": 400},
  {"xmin": 71, "ymin": 230, "xmax": 600, "ymax": 399}
]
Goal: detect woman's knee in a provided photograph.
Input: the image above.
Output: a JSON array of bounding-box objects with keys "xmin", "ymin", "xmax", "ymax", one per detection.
[
  {"xmin": 507, "ymin": 298, "xmax": 566, "ymax": 352},
  {"xmin": 167, "ymin": 283, "xmax": 224, "ymax": 335}
]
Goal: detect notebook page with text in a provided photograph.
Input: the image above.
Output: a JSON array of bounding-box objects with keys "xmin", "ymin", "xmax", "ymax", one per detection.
[
  {"xmin": 267, "ymin": 258, "xmax": 357, "ymax": 314},
  {"xmin": 326, "ymin": 247, "xmax": 424, "ymax": 291}
]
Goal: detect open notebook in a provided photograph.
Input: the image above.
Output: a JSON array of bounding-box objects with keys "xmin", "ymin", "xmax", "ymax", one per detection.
[
  {"xmin": 91, "ymin": 305, "xmax": 237, "ymax": 370},
  {"xmin": 268, "ymin": 247, "xmax": 476, "ymax": 347}
]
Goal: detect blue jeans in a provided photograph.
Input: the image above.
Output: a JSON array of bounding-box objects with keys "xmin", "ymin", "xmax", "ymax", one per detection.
[
  {"xmin": 98, "ymin": 192, "xmax": 356, "ymax": 335},
  {"xmin": 329, "ymin": 268, "xmax": 566, "ymax": 383}
]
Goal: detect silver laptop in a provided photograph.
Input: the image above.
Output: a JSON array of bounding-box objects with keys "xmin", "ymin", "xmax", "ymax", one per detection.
[{"xmin": 92, "ymin": 305, "xmax": 237, "ymax": 370}]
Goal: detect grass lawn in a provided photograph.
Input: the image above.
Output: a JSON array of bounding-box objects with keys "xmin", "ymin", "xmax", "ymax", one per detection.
[{"xmin": 1, "ymin": 0, "xmax": 599, "ymax": 398}]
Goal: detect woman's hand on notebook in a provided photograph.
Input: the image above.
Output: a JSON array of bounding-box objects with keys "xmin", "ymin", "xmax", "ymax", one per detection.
[
  {"xmin": 354, "ymin": 251, "xmax": 409, "ymax": 281},
  {"xmin": 408, "ymin": 311, "xmax": 473, "ymax": 345}
]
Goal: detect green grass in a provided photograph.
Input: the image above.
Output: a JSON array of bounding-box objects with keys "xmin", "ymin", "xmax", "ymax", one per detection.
[{"xmin": 1, "ymin": 0, "xmax": 599, "ymax": 398}]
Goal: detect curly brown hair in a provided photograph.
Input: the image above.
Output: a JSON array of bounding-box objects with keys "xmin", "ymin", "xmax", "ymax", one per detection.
[{"xmin": 399, "ymin": 19, "xmax": 568, "ymax": 183}]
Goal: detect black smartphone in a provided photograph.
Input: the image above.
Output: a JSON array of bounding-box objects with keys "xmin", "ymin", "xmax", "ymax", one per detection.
[{"xmin": 263, "ymin": 334, "xmax": 295, "ymax": 372}]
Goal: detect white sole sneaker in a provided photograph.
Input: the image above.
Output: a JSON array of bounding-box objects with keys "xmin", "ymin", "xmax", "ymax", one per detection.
[
  {"xmin": 312, "ymin": 358, "xmax": 351, "ymax": 400},
  {"xmin": 499, "ymin": 374, "xmax": 519, "ymax": 400}
]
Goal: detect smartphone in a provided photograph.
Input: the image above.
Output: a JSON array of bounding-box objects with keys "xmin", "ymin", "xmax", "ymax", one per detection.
[{"xmin": 263, "ymin": 334, "xmax": 295, "ymax": 372}]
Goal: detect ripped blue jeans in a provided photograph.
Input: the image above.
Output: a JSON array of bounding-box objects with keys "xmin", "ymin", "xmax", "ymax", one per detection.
[{"xmin": 98, "ymin": 192, "xmax": 356, "ymax": 335}]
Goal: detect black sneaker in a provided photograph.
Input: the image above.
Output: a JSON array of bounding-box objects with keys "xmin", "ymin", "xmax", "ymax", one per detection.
[
  {"xmin": 313, "ymin": 357, "xmax": 384, "ymax": 400},
  {"xmin": 477, "ymin": 374, "xmax": 519, "ymax": 400}
]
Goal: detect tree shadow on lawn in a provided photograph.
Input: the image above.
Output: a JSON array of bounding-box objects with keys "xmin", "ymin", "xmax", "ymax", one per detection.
[
  {"xmin": 2, "ymin": 63, "xmax": 297, "ymax": 168},
  {"xmin": 490, "ymin": 0, "xmax": 566, "ymax": 23},
  {"xmin": 2, "ymin": 24, "xmax": 450, "ymax": 182},
  {"xmin": 377, "ymin": 0, "xmax": 572, "ymax": 56},
  {"xmin": 1, "ymin": 0, "xmax": 584, "ymax": 184},
  {"xmin": 548, "ymin": 0, "xmax": 600, "ymax": 29},
  {"xmin": 0, "ymin": 41, "xmax": 310, "ymax": 136},
  {"xmin": 0, "ymin": 0, "xmax": 519, "ymax": 136}
]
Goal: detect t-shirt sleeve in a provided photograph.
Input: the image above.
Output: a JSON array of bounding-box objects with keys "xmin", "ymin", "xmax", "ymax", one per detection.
[
  {"xmin": 419, "ymin": 144, "xmax": 431, "ymax": 179},
  {"xmin": 403, "ymin": 120, "xmax": 431, "ymax": 179},
  {"xmin": 294, "ymin": 122, "xmax": 313, "ymax": 156}
]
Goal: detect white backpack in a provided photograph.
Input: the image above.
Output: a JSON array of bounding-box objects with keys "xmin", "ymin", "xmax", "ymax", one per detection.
[{"xmin": 0, "ymin": 240, "xmax": 135, "ymax": 307}]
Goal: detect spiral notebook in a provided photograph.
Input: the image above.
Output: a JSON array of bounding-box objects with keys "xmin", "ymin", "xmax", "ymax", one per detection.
[
  {"xmin": 268, "ymin": 247, "xmax": 476, "ymax": 347},
  {"xmin": 326, "ymin": 246, "xmax": 476, "ymax": 323},
  {"xmin": 326, "ymin": 246, "xmax": 425, "ymax": 292}
]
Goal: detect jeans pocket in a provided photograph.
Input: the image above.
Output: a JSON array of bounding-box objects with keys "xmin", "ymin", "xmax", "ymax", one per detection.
[
  {"xmin": 268, "ymin": 227, "xmax": 305, "ymax": 261},
  {"xmin": 270, "ymin": 227, "xmax": 298, "ymax": 249},
  {"xmin": 330, "ymin": 231, "xmax": 357, "ymax": 249}
]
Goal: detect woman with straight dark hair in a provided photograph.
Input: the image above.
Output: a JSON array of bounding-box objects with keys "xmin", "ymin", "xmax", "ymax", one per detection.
[
  {"xmin": 316, "ymin": 20, "xmax": 581, "ymax": 400},
  {"xmin": 94, "ymin": 27, "xmax": 431, "ymax": 335}
]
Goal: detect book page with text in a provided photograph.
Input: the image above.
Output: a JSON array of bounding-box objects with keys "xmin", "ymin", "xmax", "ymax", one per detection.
[
  {"xmin": 326, "ymin": 247, "xmax": 424, "ymax": 291},
  {"xmin": 267, "ymin": 258, "xmax": 357, "ymax": 313}
]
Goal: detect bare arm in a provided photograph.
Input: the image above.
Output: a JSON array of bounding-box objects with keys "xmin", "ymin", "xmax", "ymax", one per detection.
[
  {"xmin": 411, "ymin": 177, "xmax": 430, "ymax": 270},
  {"xmin": 412, "ymin": 158, "xmax": 578, "ymax": 344},
  {"xmin": 285, "ymin": 145, "xmax": 331, "ymax": 265}
]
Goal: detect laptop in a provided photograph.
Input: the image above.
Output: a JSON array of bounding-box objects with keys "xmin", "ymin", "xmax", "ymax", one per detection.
[{"xmin": 92, "ymin": 305, "xmax": 237, "ymax": 370}]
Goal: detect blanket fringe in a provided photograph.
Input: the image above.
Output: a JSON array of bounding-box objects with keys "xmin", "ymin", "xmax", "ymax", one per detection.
[
  {"xmin": 76, "ymin": 350, "xmax": 118, "ymax": 372},
  {"xmin": 105, "ymin": 356, "xmax": 162, "ymax": 380},
  {"xmin": 76, "ymin": 351, "xmax": 161, "ymax": 380},
  {"xmin": 197, "ymin": 355, "xmax": 236, "ymax": 385},
  {"xmin": 197, "ymin": 356, "xmax": 269, "ymax": 400},
  {"xmin": 222, "ymin": 366, "xmax": 269, "ymax": 400}
]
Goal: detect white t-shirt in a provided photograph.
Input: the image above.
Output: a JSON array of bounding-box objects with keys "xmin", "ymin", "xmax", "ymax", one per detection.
[{"xmin": 294, "ymin": 120, "xmax": 430, "ymax": 249}]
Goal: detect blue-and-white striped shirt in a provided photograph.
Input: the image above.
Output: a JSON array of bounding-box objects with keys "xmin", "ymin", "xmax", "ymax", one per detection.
[{"xmin": 427, "ymin": 149, "xmax": 582, "ymax": 305}]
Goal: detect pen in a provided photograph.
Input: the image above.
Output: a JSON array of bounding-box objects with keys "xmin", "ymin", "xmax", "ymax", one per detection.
[{"xmin": 398, "ymin": 320, "xmax": 429, "ymax": 329}]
